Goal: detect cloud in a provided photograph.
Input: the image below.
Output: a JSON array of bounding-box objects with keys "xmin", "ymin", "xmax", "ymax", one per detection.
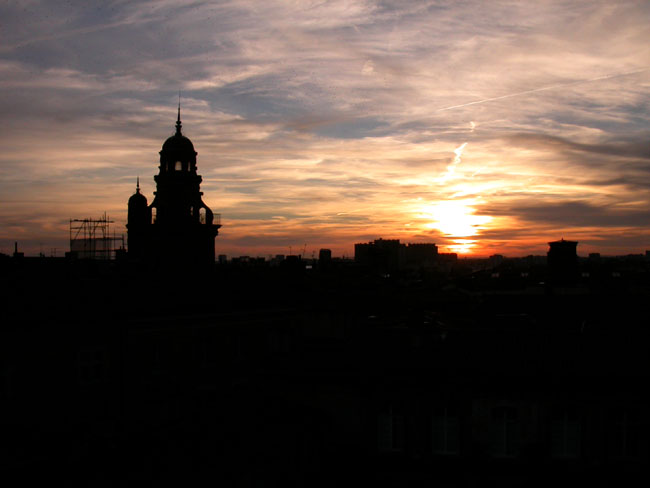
[
  {"xmin": 515, "ymin": 201, "xmax": 650, "ymax": 229},
  {"xmin": 506, "ymin": 133, "xmax": 650, "ymax": 161},
  {"xmin": 2, "ymin": 0, "xmax": 650, "ymax": 256}
]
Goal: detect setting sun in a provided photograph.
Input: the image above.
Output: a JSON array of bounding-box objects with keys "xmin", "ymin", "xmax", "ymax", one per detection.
[
  {"xmin": 416, "ymin": 199, "xmax": 492, "ymax": 253},
  {"xmin": 2, "ymin": 1, "xmax": 649, "ymax": 259}
]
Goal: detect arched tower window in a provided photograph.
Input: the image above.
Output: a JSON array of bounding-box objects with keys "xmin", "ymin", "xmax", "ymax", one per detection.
[
  {"xmin": 199, "ymin": 207, "xmax": 206, "ymax": 224},
  {"xmin": 175, "ymin": 161, "xmax": 182, "ymax": 171},
  {"xmin": 151, "ymin": 207, "xmax": 157, "ymax": 223}
]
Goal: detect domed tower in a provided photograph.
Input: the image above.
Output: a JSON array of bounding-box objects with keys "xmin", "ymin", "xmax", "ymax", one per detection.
[
  {"xmin": 127, "ymin": 177, "xmax": 151, "ymax": 260},
  {"xmin": 127, "ymin": 104, "xmax": 221, "ymax": 270}
]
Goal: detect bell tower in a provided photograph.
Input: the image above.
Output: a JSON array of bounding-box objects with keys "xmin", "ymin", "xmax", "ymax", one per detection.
[{"xmin": 127, "ymin": 103, "xmax": 221, "ymax": 269}]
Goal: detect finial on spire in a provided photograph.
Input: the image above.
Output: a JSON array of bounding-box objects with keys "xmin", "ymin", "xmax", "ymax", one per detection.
[
  {"xmin": 136, "ymin": 176, "xmax": 140, "ymax": 193},
  {"xmin": 175, "ymin": 90, "xmax": 182, "ymax": 135}
]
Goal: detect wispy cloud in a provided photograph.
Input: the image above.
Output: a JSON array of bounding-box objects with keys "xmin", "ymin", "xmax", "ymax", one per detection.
[{"xmin": 1, "ymin": 0, "xmax": 650, "ymax": 256}]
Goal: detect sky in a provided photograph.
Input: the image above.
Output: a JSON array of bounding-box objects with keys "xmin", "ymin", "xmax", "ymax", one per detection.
[{"xmin": 1, "ymin": 0, "xmax": 649, "ymax": 258}]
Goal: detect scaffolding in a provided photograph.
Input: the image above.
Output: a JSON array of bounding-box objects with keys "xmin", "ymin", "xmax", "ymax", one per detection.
[{"xmin": 69, "ymin": 213, "xmax": 124, "ymax": 260}]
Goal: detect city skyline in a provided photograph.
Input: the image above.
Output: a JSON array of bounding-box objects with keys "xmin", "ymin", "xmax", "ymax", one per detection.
[{"xmin": 2, "ymin": 1, "xmax": 650, "ymax": 258}]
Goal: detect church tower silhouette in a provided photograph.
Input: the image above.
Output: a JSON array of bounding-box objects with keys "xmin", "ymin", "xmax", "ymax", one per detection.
[{"xmin": 127, "ymin": 104, "xmax": 221, "ymax": 269}]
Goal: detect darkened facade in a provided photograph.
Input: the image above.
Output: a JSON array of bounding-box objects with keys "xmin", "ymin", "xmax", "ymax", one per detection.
[
  {"xmin": 127, "ymin": 107, "xmax": 220, "ymax": 268},
  {"xmin": 4, "ymin": 243, "xmax": 650, "ymax": 485},
  {"xmin": 548, "ymin": 238, "xmax": 578, "ymax": 283},
  {"xmin": 2, "ymin": 258, "xmax": 650, "ymax": 486}
]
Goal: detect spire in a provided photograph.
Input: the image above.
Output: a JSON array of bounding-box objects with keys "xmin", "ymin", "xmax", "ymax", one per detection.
[
  {"xmin": 175, "ymin": 90, "xmax": 182, "ymax": 135},
  {"xmin": 136, "ymin": 176, "xmax": 140, "ymax": 193}
]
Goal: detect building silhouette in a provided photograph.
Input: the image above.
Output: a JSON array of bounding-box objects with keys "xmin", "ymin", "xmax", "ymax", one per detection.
[
  {"xmin": 318, "ymin": 248, "xmax": 332, "ymax": 269},
  {"xmin": 547, "ymin": 238, "xmax": 578, "ymax": 283},
  {"xmin": 127, "ymin": 106, "xmax": 221, "ymax": 269},
  {"xmin": 355, "ymin": 238, "xmax": 439, "ymax": 272}
]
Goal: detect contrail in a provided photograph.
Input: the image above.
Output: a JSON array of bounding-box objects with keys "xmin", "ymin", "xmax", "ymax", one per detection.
[
  {"xmin": 438, "ymin": 142, "xmax": 467, "ymax": 183},
  {"xmin": 436, "ymin": 67, "xmax": 650, "ymax": 112}
]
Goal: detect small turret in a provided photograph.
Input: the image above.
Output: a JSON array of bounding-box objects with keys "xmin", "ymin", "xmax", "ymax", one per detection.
[{"xmin": 127, "ymin": 178, "xmax": 151, "ymax": 260}]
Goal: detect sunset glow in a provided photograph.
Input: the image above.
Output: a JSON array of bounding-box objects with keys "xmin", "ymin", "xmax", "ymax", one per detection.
[
  {"xmin": 421, "ymin": 200, "xmax": 492, "ymax": 237},
  {"xmin": 416, "ymin": 199, "xmax": 492, "ymax": 253},
  {"xmin": 1, "ymin": 1, "xmax": 650, "ymax": 258}
]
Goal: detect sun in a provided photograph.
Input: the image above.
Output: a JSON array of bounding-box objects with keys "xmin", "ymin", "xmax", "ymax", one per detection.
[{"xmin": 416, "ymin": 199, "xmax": 492, "ymax": 253}]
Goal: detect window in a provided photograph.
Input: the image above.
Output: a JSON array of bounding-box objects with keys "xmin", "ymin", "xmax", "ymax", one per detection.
[
  {"xmin": 199, "ymin": 207, "xmax": 206, "ymax": 224},
  {"xmin": 175, "ymin": 161, "xmax": 182, "ymax": 171},
  {"xmin": 609, "ymin": 407, "xmax": 640, "ymax": 458},
  {"xmin": 1, "ymin": 362, "xmax": 13, "ymax": 399},
  {"xmin": 148, "ymin": 337, "xmax": 170, "ymax": 378},
  {"xmin": 551, "ymin": 407, "xmax": 581, "ymax": 458},
  {"xmin": 77, "ymin": 347, "xmax": 106, "ymax": 385},
  {"xmin": 432, "ymin": 406, "xmax": 460, "ymax": 454},
  {"xmin": 491, "ymin": 406, "xmax": 519, "ymax": 457},
  {"xmin": 377, "ymin": 404, "xmax": 405, "ymax": 452},
  {"xmin": 151, "ymin": 207, "xmax": 157, "ymax": 223},
  {"xmin": 267, "ymin": 329, "xmax": 292, "ymax": 354},
  {"xmin": 194, "ymin": 334, "xmax": 218, "ymax": 370}
]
